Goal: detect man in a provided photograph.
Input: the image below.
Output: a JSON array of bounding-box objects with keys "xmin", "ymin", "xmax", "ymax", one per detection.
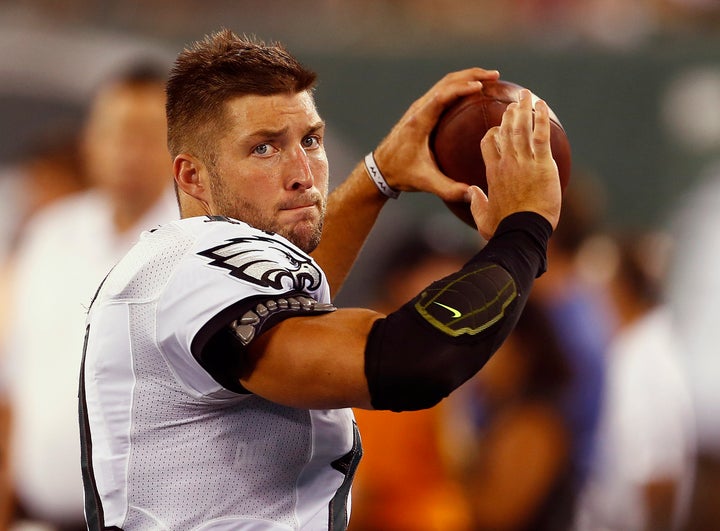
[
  {"xmin": 4, "ymin": 62, "xmax": 177, "ymax": 529},
  {"xmin": 79, "ymin": 29, "xmax": 561, "ymax": 530}
]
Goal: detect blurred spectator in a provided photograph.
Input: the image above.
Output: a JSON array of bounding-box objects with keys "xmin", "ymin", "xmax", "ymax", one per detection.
[
  {"xmin": 530, "ymin": 173, "xmax": 614, "ymax": 499},
  {"xmin": 1, "ymin": 60, "xmax": 177, "ymax": 530},
  {"xmin": 653, "ymin": 0, "xmax": 720, "ymax": 35},
  {"xmin": 667, "ymin": 164, "xmax": 720, "ymax": 530},
  {"xmin": 0, "ymin": 127, "xmax": 87, "ymax": 531},
  {"xmin": 446, "ymin": 298, "xmax": 575, "ymax": 530},
  {"xmin": 349, "ymin": 230, "xmax": 476, "ymax": 531},
  {"xmin": 575, "ymin": 231, "xmax": 695, "ymax": 531},
  {"xmin": 0, "ymin": 125, "xmax": 88, "ymax": 380},
  {"xmin": 0, "ymin": 126, "xmax": 87, "ymax": 260}
]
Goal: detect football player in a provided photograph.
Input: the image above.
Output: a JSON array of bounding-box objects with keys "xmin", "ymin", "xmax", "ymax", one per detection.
[{"xmin": 80, "ymin": 29, "xmax": 561, "ymax": 530}]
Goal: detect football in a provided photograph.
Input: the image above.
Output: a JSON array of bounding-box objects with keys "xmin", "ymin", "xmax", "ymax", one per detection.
[{"xmin": 430, "ymin": 80, "xmax": 571, "ymax": 228}]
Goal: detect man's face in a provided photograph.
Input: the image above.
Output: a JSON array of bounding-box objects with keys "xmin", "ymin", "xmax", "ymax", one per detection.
[
  {"xmin": 84, "ymin": 83, "xmax": 170, "ymax": 204},
  {"xmin": 205, "ymin": 91, "xmax": 329, "ymax": 253}
]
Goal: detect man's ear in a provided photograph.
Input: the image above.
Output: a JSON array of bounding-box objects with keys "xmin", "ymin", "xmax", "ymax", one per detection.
[{"xmin": 174, "ymin": 154, "xmax": 211, "ymax": 209}]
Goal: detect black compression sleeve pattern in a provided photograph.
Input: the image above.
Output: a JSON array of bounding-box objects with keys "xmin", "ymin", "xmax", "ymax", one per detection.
[{"xmin": 365, "ymin": 211, "xmax": 552, "ymax": 411}]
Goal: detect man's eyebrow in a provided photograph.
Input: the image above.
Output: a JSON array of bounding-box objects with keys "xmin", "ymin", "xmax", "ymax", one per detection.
[
  {"xmin": 244, "ymin": 120, "xmax": 325, "ymax": 141},
  {"xmin": 307, "ymin": 120, "xmax": 326, "ymax": 134},
  {"xmin": 245, "ymin": 126, "xmax": 289, "ymax": 140}
]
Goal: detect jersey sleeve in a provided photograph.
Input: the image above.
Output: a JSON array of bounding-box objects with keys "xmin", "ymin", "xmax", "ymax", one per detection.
[{"xmin": 156, "ymin": 219, "xmax": 333, "ymax": 397}]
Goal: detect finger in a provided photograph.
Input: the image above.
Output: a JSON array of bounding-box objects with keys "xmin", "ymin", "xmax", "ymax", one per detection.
[
  {"xmin": 468, "ymin": 184, "xmax": 488, "ymax": 211},
  {"xmin": 532, "ymin": 99, "xmax": 553, "ymax": 159},
  {"xmin": 412, "ymin": 68, "xmax": 502, "ymax": 126},
  {"xmin": 423, "ymin": 173, "xmax": 472, "ymax": 203},
  {"xmin": 480, "ymin": 126, "xmax": 501, "ymax": 168},
  {"xmin": 495, "ymin": 100, "xmax": 520, "ymax": 156},
  {"xmin": 452, "ymin": 67, "xmax": 501, "ymax": 80},
  {"xmin": 436, "ymin": 68, "xmax": 501, "ymax": 92},
  {"xmin": 509, "ymin": 89, "xmax": 534, "ymax": 157},
  {"xmin": 467, "ymin": 186, "xmax": 493, "ymax": 240}
]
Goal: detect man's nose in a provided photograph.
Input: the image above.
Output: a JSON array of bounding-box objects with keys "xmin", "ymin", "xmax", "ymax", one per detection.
[{"xmin": 287, "ymin": 146, "xmax": 313, "ymax": 191}]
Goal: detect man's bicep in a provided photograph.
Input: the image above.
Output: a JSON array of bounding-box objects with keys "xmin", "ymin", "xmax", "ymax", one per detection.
[
  {"xmin": 241, "ymin": 308, "xmax": 382, "ymax": 410},
  {"xmin": 191, "ymin": 291, "xmax": 336, "ymax": 394}
]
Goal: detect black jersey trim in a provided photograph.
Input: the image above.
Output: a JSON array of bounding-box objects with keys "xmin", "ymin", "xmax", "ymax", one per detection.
[
  {"xmin": 80, "ymin": 324, "xmax": 123, "ymax": 530},
  {"xmin": 328, "ymin": 421, "xmax": 363, "ymax": 530},
  {"xmin": 191, "ymin": 291, "xmax": 336, "ymax": 394}
]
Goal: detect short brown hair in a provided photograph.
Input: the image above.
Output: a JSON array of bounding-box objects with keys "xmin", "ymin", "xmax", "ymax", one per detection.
[{"xmin": 166, "ymin": 29, "xmax": 317, "ymax": 161}]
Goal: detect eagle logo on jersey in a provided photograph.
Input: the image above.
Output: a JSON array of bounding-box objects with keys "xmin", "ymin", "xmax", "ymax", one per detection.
[{"xmin": 198, "ymin": 235, "xmax": 323, "ymax": 291}]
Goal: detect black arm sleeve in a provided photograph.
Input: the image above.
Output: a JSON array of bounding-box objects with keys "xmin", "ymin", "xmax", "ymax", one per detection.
[{"xmin": 364, "ymin": 211, "xmax": 552, "ymax": 411}]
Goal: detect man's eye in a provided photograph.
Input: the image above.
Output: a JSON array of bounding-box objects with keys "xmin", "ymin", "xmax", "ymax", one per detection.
[
  {"xmin": 302, "ymin": 136, "xmax": 320, "ymax": 149},
  {"xmin": 253, "ymin": 143, "xmax": 271, "ymax": 156}
]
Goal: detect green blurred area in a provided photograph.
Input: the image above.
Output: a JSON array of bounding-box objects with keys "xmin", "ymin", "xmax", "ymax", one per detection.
[{"xmin": 304, "ymin": 38, "xmax": 720, "ymax": 230}]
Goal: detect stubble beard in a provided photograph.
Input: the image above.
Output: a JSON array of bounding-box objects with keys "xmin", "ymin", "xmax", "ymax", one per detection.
[{"xmin": 209, "ymin": 179, "xmax": 325, "ymax": 254}]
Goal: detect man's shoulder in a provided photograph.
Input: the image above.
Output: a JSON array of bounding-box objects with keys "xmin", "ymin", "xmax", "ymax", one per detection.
[
  {"xmin": 166, "ymin": 216, "xmax": 267, "ymax": 238},
  {"xmin": 183, "ymin": 217, "xmax": 326, "ymax": 294},
  {"xmin": 169, "ymin": 216, "xmax": 308, "ymax": 257},
  {"xmin": 138, "ymin": 216, "xmax": 325, "ymax": 292}
]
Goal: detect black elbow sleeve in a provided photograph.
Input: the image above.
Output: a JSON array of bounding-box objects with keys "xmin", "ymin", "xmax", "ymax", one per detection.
[
  {"xmin": 365, "ymin": 263, "xmax": 520, "ymax": 411},
  {"xmin": 364, "ymin": 211, "xmax": 552, "ymax": 412}
]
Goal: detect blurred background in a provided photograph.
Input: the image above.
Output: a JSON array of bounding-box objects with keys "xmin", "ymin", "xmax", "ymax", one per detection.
[
  {"xmin": 1, "ymin": 1, "xmax": 719, "ymax": 530},
  {"xmin": 1, "ymin": 0, "xmax": 720, "ymax": 303}
]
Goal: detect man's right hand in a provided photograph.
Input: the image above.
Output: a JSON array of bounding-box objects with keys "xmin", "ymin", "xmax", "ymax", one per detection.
[
  {"xmin": 470, "ymin": 89, "xmax": 562, "ymax": 240},
  {"xmin": 371, "ymin": 67, "xmax": 501, "ymax": 204}
]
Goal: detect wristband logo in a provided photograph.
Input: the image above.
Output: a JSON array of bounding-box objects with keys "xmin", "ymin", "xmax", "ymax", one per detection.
[{"xmin": 415, "ymin": 264, "xmax": 517, "ymax": 337}]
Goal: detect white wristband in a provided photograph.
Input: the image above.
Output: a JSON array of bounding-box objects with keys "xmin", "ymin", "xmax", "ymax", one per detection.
[{"xmin": 364, "ymin": 152, "xmax": 400, "ymax": 199}]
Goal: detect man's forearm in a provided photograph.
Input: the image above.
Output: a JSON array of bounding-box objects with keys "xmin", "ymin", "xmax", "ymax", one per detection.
[
  {"xmin": 365, "ymin": 212, "xmax": 552, "ymax": 411},
  {"xmin": 312, "ymin": 161, "xmax": 388, "ymax": 297}
]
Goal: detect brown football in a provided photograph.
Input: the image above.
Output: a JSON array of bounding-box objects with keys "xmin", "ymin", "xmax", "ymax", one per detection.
[{"xmin": 430, "ymin": 79, "xmax": 571, "ymax": 228}]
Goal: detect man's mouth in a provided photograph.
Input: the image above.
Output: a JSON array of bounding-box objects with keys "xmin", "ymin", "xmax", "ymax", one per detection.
[
  {"xmin": 283, "ymin": 203, "xmax": 316, "ymax": 211},
  {"xmin": 280, "ymin": 195, "xmax": 322, "ymax": 212}
]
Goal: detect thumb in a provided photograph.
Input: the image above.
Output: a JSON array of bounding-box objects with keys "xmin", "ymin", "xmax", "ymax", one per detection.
[
  {"xmin": 425, "ymin": 174, "xmax": 473, "ymax": 203},
  {"xmin": 468, "ymin": 186, "xmax": 493, "ymax": 240}
]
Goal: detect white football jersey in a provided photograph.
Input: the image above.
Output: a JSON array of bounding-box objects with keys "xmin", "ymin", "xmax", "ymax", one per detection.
[{"xmin": 79, "ymin": 216, "xmax": 361, "ymax": 530}]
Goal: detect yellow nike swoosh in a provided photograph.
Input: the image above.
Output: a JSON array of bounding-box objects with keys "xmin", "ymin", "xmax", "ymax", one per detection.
[{"xmin": 432, "ymin": 301, "xmax": 462, "ymax": 318}]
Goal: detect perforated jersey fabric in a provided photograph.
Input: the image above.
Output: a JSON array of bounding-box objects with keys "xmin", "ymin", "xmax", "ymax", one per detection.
[{"xmin": 80, "ymin": 216, "xmax": 359, "ymax": 530}]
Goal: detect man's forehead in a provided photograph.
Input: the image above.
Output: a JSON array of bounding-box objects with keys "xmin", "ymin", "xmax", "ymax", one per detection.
[{"xmin": 224, "ymin": 91, "xmax": 320, "ymax": 129}]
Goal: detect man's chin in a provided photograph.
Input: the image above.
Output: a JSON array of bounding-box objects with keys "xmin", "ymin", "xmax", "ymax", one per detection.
[{"xmin": 279, "ymin": 220, "xmax": 323, "ymax": 254}]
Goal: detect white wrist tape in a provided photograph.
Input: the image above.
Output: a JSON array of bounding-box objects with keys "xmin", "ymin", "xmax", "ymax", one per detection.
[{"xmin": 364, "ymin": 152, "xmax": 400, "ymax": 199}]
